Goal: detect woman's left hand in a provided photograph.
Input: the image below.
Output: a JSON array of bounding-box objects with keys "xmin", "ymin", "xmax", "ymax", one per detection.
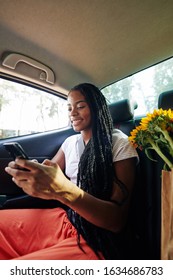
[{"xmin": 5, "ymin": 158, "xmax": 73, "ymax": 201}]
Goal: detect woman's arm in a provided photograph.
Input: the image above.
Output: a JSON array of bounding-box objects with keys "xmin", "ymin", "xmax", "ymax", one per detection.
[
  {"xmin": 51, "ymin": 147, "xmax": 65, "ymax": 171},
  {"xmin": 65, "ymin": 157, "xmax": 136, "ymax": 233},
  {"xmin": 5, "ymin": 156, "xmax": 136, "ymax": 233}
]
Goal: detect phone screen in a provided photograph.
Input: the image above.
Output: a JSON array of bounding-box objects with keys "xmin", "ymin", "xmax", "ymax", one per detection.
[{"xmin": 3, "ymin": 142, "xmax": 29, "ymax": 160}]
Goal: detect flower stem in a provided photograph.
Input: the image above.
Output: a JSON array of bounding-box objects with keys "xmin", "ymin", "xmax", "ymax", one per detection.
[
  {"xmin": 161, "ymin": 130, "xmax": 173, "ymax": 156},
  {"xmin": 148, "ymin": 139, "xmax": 173, "ymax": 170}
]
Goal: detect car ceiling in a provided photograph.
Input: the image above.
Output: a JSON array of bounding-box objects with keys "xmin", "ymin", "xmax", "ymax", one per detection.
[{"xmin": 0, "ymin": 0, "xmax": 173, "ymax": 95}]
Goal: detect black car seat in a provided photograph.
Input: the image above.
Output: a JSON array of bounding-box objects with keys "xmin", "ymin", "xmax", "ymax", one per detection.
[
  {"xmin": 134, "ymin": 90, "xmax": 173, "ymax": 260},
  {"xmin": 158, "ymin": 90, "xmax": 173, "ymax": 109},
  {"xmin": 108, "ymin": 99, "xmax": 142, "ymax": 259},
  {"xmin": 109, "ymin": 99, "xmax": 137, "ymax": 135}
]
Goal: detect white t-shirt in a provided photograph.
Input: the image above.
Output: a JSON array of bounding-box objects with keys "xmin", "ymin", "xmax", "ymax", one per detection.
[{"xmin": 61, "ymin": 129, "xmax": 139, "ymax": 184}]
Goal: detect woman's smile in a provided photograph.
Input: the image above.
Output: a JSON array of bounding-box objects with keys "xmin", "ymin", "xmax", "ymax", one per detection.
[{"xmin": 72, "ymin": 119, "xmax": 83, "ymax": 127}]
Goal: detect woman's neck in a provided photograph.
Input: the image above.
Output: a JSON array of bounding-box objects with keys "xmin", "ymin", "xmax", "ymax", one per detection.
[{"xmin": 81, "ymin": 130, "xmax": 92, "ymax": 145}]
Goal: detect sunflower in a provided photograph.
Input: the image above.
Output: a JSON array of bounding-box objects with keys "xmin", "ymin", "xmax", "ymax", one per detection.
[{"xmin": 129, "ymin": 109, "xmax": 173, "ymax": 170}]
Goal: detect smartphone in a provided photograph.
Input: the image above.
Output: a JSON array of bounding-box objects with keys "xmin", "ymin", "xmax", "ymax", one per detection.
[{"xmin": 3, "ymin": 142, "xmax": 29, "ymax": 160}]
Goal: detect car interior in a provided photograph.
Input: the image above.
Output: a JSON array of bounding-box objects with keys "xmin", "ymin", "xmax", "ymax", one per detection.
[{"xmin": 0, "ymin": 1, "xmax": 173, "ymax": 260}]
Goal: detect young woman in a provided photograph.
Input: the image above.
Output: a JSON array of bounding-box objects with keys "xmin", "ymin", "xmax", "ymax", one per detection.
[{"xmin": 0, "ymin": 83, "xmax": 138, "ymax": 260}]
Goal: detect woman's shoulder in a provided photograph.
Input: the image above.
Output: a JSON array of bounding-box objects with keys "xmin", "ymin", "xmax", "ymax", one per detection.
[
  {"xmin": 112, "ymin": 129, "xmax": 139, "ymax": 162},
  {"xmin": 65, "ymin": 133, "xmax": 81, "ymax": 142},
  {"xmin": 61, "ymin": 133, "xmax": 81, "ymax": 149},
  {"xmin": 112, "ymin": 128, "xmax": 128, "ymax": 141}
]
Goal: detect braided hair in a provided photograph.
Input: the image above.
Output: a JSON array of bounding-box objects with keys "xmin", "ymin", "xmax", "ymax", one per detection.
[{"xmin": 67, "ymin": 83, "xmax": 122, "ymax": 259}]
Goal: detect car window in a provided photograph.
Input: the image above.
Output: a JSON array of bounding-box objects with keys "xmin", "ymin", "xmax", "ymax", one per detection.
[
  {"xmin": 0, "ymin": 78, "xmax": 69, "ymax": 139},
  {"xmin": 102, "ymin": 57, "xmax": 173, "ymax": 116}
]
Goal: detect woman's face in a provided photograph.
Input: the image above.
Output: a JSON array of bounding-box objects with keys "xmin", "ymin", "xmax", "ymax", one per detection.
[{"xmin": 67, "ymin": 90, "xmax": 92, "ymax": 132}]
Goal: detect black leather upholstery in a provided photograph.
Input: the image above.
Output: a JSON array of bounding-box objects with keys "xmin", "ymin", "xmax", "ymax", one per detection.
[
  {"xmin": 108, "ymin": 99, "xmax": 163, "ymax": 260},
  {"xmin": 109, "ymin": 99, "xmax": 134, "ymax": 123},
  {"xmin": 158, "ymin": 90, "xmax": 173, "ymax": 109},
  {"xmin": 108, "ymin": 99, "xmax": 137, "ymax": 135},
  {"xmin": 133, "ymin": 89, "xmax": 173, "ymax": 260}
]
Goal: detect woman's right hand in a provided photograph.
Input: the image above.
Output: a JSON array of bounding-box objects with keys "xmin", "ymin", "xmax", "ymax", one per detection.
[
  {"xmin": 5, "ymin": 158, "xmax": 82, "ymax": 204},
  {"xmin": 7, "ymin": 158, "xmax": 38, "ymax": 170}
]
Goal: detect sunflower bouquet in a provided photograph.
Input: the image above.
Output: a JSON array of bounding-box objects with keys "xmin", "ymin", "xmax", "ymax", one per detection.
[
  {"xmin": 129, "ymin": 108, "xmax": 173, "ymax": 260},
  {"xmin": 128, "ymin": 108, "xmax": 173, "ymax": 170}
]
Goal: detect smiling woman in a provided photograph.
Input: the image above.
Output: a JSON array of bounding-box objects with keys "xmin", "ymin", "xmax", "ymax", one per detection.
[
  {"xmin": 0, "ymin": 0, "xmax": 173, "ymax": 262},
  {"xmin": 0, "ymin": 83, "xmax": 138, "ymax": 260}
]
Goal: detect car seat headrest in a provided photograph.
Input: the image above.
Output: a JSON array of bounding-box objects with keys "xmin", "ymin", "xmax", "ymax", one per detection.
[
  {"xmin": 158, "ymin": 90, "xmax": 173, "ymax": 109},
  {"xmin": 108, "ymin": 99, "xmax": 136, "ymax": 123}
]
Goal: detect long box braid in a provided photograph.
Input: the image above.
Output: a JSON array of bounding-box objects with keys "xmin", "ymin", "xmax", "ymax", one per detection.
[{"xmin": 67, "ymin": 83, "xmax": 124, "ymax": 259}]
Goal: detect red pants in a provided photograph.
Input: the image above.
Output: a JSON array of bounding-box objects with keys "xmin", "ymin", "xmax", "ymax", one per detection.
[{"xmin": 0, "ymin": 208, "xmax": 103, "ymax": 260}]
